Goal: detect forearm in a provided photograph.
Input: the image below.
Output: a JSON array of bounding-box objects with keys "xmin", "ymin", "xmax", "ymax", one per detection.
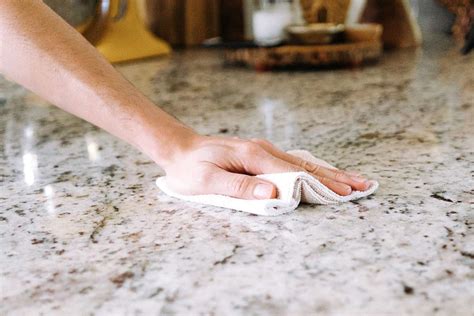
[{"xmin": 0, "ymin": 0, "xmax": 196, "ymax": 166}]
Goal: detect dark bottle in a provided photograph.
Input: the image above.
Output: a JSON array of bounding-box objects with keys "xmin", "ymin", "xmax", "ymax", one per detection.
[{"xmin": 220, "ymin": 0, "xmax": 246, "ymax": 42}]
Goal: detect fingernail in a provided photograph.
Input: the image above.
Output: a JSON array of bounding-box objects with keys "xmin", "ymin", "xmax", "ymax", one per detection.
[
  {"xmin": 253, "ymin": 183, "xmax": 274, "ymax": 199},
  {"xmin": 350, "ymin": 176, "xmax": 367, "ymax": 183}
]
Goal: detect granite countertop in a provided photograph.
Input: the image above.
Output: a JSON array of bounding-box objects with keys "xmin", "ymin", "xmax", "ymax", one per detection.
[{"xmin": 1, "ymin": 35, "xmax": 473, "ymax": 315}]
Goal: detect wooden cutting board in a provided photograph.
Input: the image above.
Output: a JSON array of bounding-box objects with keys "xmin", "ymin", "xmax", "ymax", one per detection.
[{"xmin": 224, "ymin": 24, "xmax": 383, "ymax": 70}]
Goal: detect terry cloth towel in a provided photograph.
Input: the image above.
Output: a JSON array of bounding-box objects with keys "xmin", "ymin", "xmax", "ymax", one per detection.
[{"xmin": 156, "ymin": 150, "xmax": 379, "ymax": 216}]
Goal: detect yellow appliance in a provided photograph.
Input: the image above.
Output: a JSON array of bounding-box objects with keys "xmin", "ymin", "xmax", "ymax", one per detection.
[{"xmin": 80, "ymin": 0, "xmax": 171, "ymax": 63}]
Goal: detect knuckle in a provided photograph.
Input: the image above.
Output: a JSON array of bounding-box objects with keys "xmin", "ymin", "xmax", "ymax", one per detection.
[
  {"xmin": 333, "ymin": 170, "xmax": 347, "ymax": 181},
  {"xmin": 228, "ymin": 176, "xmax": 251, "ymax": 196},
  {"xmin": 297, "ymin": 159, "xmax": 308, "ymax": 169},
  {"xmin": 300, "ymin": 160, "xmax": 320, "ymax": 173},
  {"xmin": 250, "ymin": 138, "xmax": 270, "ymax": 146},
  {"xmin": 317, "ymin": 176, "xmax": 329, "ymax": 185},
  {"xmin": 240, "ymin": 141, "xmax": 261, "ymax": 156}
]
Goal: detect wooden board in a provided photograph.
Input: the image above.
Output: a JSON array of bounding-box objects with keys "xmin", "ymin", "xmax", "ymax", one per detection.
[{"xmin": 224, "ymin": 40, "xmax": 382, "ymax": 70}]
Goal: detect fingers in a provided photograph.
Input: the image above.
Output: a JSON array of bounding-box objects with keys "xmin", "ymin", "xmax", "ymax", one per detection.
[
  {"xmin": 298, "ymin": 158, "xmax": 369, "ymax": 192},
  {"xmin": 250, "ymin": 138, "xmax": 369, "ymax": 193},
  {"xmin": 238, "ymin": 143, "xmax": 353, "ymax": 196},
  {"xmin": 264, "ymin": 157, "xmax": 352, "ymax": 196},
  {"xmin": 208, "ymin": 168, "xmax": 277, "ymax": 200}
]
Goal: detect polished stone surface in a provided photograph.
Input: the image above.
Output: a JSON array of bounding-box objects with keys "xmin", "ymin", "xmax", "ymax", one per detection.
[{"xmin": 1, "ymin": 36, "xmax": 473, "ymax": 315}]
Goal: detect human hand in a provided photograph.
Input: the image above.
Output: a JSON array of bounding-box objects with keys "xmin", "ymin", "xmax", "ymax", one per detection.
[{"xmin": 162, "ymin": 135, "xmax": 371, "ymax": 200}]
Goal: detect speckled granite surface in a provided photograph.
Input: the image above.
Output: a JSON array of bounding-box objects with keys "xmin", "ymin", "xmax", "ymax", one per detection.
[{"xmin": 1, "ymin": 35, "xmax": 473, "ymax": 315}]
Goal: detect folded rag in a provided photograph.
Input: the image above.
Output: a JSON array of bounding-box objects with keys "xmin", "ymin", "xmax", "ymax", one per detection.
[{"xmin": 156, "ymin": 150, "xmax": 379, "ymax": 216}]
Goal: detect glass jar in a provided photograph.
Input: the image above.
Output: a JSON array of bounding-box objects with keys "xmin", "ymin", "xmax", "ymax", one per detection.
[{"xmin": 252, "ymin": 0, "xmax": 295, "ymax": 46}]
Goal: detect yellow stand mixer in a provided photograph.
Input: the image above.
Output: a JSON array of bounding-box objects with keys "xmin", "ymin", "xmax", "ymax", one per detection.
[{"xmin": 79, "ymin": 0, "xmax": 171, "ymax": 63}]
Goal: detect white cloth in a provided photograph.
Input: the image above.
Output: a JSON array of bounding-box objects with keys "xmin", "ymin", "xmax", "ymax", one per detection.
[{"xmin": 156, "ymin": 150, "xmax": 379, "ymax": 216}]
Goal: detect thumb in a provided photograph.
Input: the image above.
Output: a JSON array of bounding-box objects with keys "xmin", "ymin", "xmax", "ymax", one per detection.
[{"xmin": 210, "ymin": 169, "xmax": 277, "ymax": 200}]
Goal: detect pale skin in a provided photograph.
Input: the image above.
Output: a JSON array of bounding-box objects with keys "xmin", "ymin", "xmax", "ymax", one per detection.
[{"xmin": 0, "ymin": 1, "xmax": 370, "ymax": 200}]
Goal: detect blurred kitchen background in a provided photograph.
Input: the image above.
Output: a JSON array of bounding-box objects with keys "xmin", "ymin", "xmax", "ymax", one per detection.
[{"xmin": 43, "ymin": 0, "xmax": 472, "ymax": 64}]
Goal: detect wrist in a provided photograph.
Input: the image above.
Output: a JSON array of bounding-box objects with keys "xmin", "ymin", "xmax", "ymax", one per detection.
[
  {"xmin": 115, "ymin": 98, "xmax": 202, "ymax": 168},
  {"xmin": 139, "ymin": 122, "xmax": 202, "ymax": 168}
]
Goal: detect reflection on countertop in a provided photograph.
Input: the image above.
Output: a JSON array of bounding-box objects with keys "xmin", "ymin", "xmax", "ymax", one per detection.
[{"xmin": 0, "ymin": 35, "xmax": 473, "ymax": 315}]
